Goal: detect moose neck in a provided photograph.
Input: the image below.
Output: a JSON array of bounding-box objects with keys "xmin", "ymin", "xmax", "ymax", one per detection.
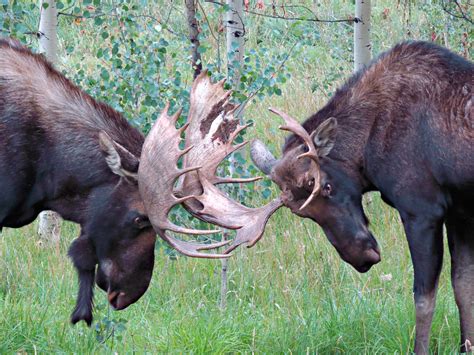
[
  {"xmin": 284, "ymin": 42, "xmax": 457, "ymax": 192},
  {"xmin": 0, "ymin": 41, "xmax": 144, "ymax": 227},
  {"xmin": 39, "ymin": 103, "xmax": 144, "ymax": 224},
  {"xmin": 283, "ymin": 73, "xmax": 379, "ymax": 186}
]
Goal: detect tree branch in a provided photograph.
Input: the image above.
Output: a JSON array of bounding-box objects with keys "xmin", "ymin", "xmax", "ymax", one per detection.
[
  {"xmin": 441, "ymin": 0, "xmax": 473, "ymax": 25},
  {"xmin": 204, "ymin": 0, "xmax": 356, "ymax": 23}
]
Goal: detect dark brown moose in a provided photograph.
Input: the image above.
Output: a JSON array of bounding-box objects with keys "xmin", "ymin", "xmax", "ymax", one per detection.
[
  {"xmin": 0, "ymin": 38, "xmax": 272, "ymax": 325},
  {"xmin": 251, "ymin": 41, "xmax": 473, "ymax": 354},
  {"xmin": 0, "ymin": 38, "xmax": 156, "ymax": 325}
]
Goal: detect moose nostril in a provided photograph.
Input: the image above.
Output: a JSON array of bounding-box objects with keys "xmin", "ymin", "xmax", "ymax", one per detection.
[
  {"xmin": 108, "ymin": 290, "xmax": 119, "ymax": 308},
  {"xmin": 366, "ymin": 248, "xmax": 381, "ymax": 264},
  {"xmin": 108, "ymin": 290, "xmax": 127, "ymax": 310}
]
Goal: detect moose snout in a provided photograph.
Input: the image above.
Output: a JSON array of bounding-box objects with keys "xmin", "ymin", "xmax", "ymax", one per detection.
[
  {"xmin": 352, "ymin": 233, "xmax": 381, "ymax": 273},
  {"xmin": 356, "ymin": 246, "xmax": 381, "ymax": 273},
  {"xmin": 333, "ymin": 230, "xmax": 381, "ymax": 273},
  {"xmin": 107, "ymin": 290, "xmax": 128, "ymax": 310}
]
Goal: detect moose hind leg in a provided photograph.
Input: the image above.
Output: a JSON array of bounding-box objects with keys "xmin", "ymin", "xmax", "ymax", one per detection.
[
  {"xmin": 447, "ymin": 210, "xmax": 474, "ymax": 353},
  {"xmin": 403, "ymin": 215, "xmax": 444, "ymax": 355}
]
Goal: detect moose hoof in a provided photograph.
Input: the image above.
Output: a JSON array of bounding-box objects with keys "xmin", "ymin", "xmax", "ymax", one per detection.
[{"xmin": 70, "ymin": 307, "xmax": 93, "ymax": 327}]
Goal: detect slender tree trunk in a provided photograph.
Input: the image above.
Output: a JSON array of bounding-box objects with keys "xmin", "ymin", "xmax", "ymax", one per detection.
[
  {"xmin": 219, "ymin": 234, "xmax": 229, "ymax": 311},
  {"xmin": 221, "ymin": 0, "xmax": 245, "ymax": 311},
  {"xmin": 354, "ymin": 0, "xmax": 371, "ymax": 72},
  {"xmin": 38, "ymin": 0, "xmax": 58, "ymax": 63},
  {"xmin": 38, "ymin": 0, "xmax": 61, "ymax": 245},
  {"xmin": 225, "ymin": 0, "xmax": 244, "ymax": 88},
  {"xmin": 185, "ymin": 0, "xmax": 202, "ymax": 79}
]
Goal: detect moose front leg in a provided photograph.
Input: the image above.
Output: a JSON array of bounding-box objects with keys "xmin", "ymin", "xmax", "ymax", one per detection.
[
  {"xmin": 447, "ymin": 212, "xmax": 474, "ymax": 353},
  {"xmin": 70, "ymin": 268, "xmax": 95, "ymax": 326},
  {"xmin": 68, "ymin": 236, "xmax": 97, "ymax": 326},
  {"xmin": 402, "ymin": 215, "xmax": 444, "ymax": 355}
]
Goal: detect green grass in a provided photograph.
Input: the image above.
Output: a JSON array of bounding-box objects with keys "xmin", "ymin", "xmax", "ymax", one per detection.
[
  {"xmin": 1, "ymin": 0, "xmax": 471, "ymax": 353},
  {"xmin": 0, "ymin": 196, "xmax": 461, "ymax": 353}
]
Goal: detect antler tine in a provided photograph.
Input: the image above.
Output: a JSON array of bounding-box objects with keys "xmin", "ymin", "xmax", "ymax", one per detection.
[
  {"xmin": 229, "ymin": 123, "xmax": 252, "ymax": 143},
  {"xmin": 157, "ymin": 230, "xmax": 231, "ymax": 259},
  {"xmin": 214, "ymin": 176, "xmax": 262, "ymax": 185},
  {"xmin": 190, "ymin": 173, "xmax": 283, "ymax": 253},
  {"xmin": 171, "ymin": 107, "xmax": 183, "ymax": 125},
  {"xmin": 177, "ymin": 122, "xmax": 190, "ymax": 135},
  {"xmin": 268, "ymin": 107, "xmax": 322, "ymax": 211},
  {"xmin": 172, "ymin": 73, "xmax": 284, "ymax": 255},
  {"xmin": 138, "ymin": 102, "xmax": 231, "ymax": 258},
  {"xmin": 269, "ymin": 107, "xmax": 318, "ymax": 161}
]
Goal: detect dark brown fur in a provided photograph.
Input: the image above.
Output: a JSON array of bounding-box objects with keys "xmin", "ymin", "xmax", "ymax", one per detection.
[
  {"xmin": 264, "ymin": 41, "xmax": 473, "ymax": 353},
  {"xmin": 0, "ymin": 38, "xmax": 156, "ymax": 325}
]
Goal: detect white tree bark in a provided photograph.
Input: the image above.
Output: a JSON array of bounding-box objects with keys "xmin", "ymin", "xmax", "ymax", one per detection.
[
  {"xmin": 225, "ymin": 0, "xmax": 244, "ymax": 88},
  {"xmin": 38, "ymin": 0, "xmax": 61, "ymax": 245},
  {"xmin": 38, "ymin": 0, "xmax": 58, "ymax": 63},
  {"xmin": 185, "ymin": 0, "xmax": 202, "ymax": 79},
  {"xmin": 354, "ymin": 0, "xmax": 371, "ymax": 72}
]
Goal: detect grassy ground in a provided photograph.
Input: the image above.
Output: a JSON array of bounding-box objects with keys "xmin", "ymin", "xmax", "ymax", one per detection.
[
  {"xmin": 0, "ymin": 197, "xmax": 461, "ymax": 353},
  {"xmin": 1, "ymin": 0, "xmax": 472, "ymax": 353}
]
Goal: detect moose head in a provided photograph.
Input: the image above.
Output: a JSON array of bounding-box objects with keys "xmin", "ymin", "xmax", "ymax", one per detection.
[
  {"xmin": 250, "ymin": 109, "xmax": 381, "ymax": 273},
  {"xmin": 66, "ymin": 71, "xmax": 286, "ymax": 326},
  {"xmin": 67, "ymin": 132, "xmax": 157, "ymax": 325}
]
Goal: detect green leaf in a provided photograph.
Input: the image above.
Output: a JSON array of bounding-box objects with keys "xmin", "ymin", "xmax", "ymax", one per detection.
[
  {"xmin": 94, "ymin": 17, "xmax": 104, "ymax": 26},
  {"xmin": 262, "ymin": 188, "xmax": 271, "ymax": 199}
]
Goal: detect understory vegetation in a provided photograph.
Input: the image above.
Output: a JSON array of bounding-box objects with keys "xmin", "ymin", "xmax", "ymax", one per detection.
[{"xmin": 0, "ymin": 0, "xmax": 472, "ymax": 353}]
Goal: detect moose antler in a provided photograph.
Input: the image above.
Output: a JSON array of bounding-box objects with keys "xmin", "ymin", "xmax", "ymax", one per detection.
[
  {"xmin": 138, "ymin": 103, "xmax": 231, "ymax": 258},
  {"xmin": 176, "ymin": 71, "xmax": 283, "ymax": 254},
  {"xmin": 269, "ymin": 107, "xmax": 321, "ymax": 210},
  {"xmin": 139, "ymin": 71, "xmax": 283, "ymax": 258}
]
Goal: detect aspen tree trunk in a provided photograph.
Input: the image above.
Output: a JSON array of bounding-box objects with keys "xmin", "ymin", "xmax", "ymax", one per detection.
[
  {"xmin": 220, "ymin": 0, "xmax": 245, "ymax": 311},
  {"xmin": 185, "ymin": 0, "xmax": 202, "ymax": 79},
  {"xmin": 354, "ymin": 0, "xmax": 371, "ymax": 72},
  {"xmin": 225, "ymin": 0, "xmax": 244, "ymax": 89},
  {"xmin": 38, "ymin": 0, "xmax": 58, "ymax": 63},
  {"xmin": 37, "ymin": 0, "xmax": 62, "ymax": 245}
]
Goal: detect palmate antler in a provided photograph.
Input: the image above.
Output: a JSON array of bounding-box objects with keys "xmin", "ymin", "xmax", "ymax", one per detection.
[
  {"xmin": 176, "ymin": 71, "xmax": 283, "ymax": 254},
  {"xmin": 138, "ymin": 103, "xmax": 231, "ymax": 258},
  {"xmin": 139, "ymin": 71, "xmax": 283, "ymax": 258}
]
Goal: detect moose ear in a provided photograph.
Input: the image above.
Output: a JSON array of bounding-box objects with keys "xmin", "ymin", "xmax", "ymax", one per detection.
[
  {"xmin": 99, "ymin": 131, "xmax": 139, "ymax": 182},
  {"xmin": 312, "ymin": 117, "xmax": 337, "ymax": 158}
]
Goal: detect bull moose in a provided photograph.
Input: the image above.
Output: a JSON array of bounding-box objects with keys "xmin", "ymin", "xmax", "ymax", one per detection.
[
  {"xmin": 0, "ymin": 39, "xmax": 281, "ymax": 325},
  {"xmin": 0, "ymin": 38, "xmax": 275, "ymax": 325},
  {"xmin": 251, "ymin": 41, "xmax": 473, "ymax": 353}
]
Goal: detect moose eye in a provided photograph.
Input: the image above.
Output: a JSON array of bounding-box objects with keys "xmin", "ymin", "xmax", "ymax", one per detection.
[
  {"xmin": 133, "ymin": 215, "xmax": 151, "ymax": 229},
  {"xmin": 322, "ymin": 183, "xmax": 333, "ymax": 197}
]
